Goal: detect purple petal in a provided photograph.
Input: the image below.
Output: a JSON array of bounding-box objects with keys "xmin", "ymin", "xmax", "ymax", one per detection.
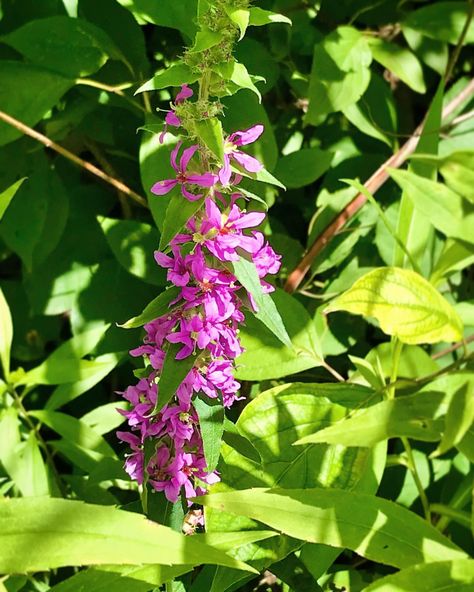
[
  {"xmin": 186, "ymin": 173, "xmax": 216, "ymax": 187},
  {"xmin": 165, "ymin": 111, "xmax": 181, "ymax": 127},
  {"xmin": 176, "ymin": 84, "xmax": 193, "ymax": 102},
  {"xmin": 232, "ymin": 210, "xmax": 266, "ymax": 229},
  {"xmin": 170, "ymin": 141, "xmax": 182, "ymax": 172},
  {"xmin": 151, "ymin": 179, "xmax": 178, "ymax": 195},
  {"xmin": 154, "ymin": 251, "xmax": 174, "ymax": 268},
  {"xmin": 182, "ymin": 185, "xmax": 203, "ymax": 202},
  {"xmin": 232, "ymin": 151, "xmax": 263, "ymax": 173},
  {"xmin": 205, "ymin": 197, "xmax": 222, "ymax": 228},
  {"xmin": 218, "ymin": 154, "xmax": 232, "ymax": 186},
  {"xmin": 231, "ymin": 124, "xmax": 264, "ymax": 146},
  {"xmin": 180, "ymin": 144, "xmax": 200, "ymax": 172}
]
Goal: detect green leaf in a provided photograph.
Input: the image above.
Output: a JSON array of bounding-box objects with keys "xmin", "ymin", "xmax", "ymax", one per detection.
[
  {"xmin": 46, "ymin": 353, "xmax": 121, "ymax": 410},
  {"xmin": 2, "ymin": 16, "xmax": 125, "ymax": 78},
  {"xmin": 20, "ymin": 433, "xmax": 51, "ymax": 497},
  {"xmin": 432, "ymin": 380, "xmax": 474, "ymax": 458},
  {"xmin": 29, "ymin": 410, "xmax": 116, "ymax": 457},
  {"xmin": 439, "ymin": 151, "xmax": 474, "ymax": 203},
  {"xmin": 118, "ymin": 0, "xmax": 198, "ymax": 38},
  {"xmin": 326, "ymin": 267, "xmax": 463, "ymax": 344},
  {"xmin": 99, "ymin": 217, "xmax": 165, "ymax": 286},
  {"xmin": 361, "ymin": 559, "xmax": 474, "ymax": 592},
  {"xmin": 195, "ymin": 118, "xmax": 224, "ymax": 162},
  {"xmin": 232, "ymin": 256, "xmax": 291, "ymax": 348},
  {"xmin": 236, "ymin": 288, "xmax": 322, "ymax": 381},
  {"xmin": 393, "ymin": 81, "xmax": 443, "ymax": 270},
  {"xmin": 368, "ymin": 38, "xmax": 426, "ymax": 94},
  {"xmin": 274, "ymin": 148, "xmax": 334, "ymax": 189},
  {"xmin": 236, "ymin": 165, "xmax": 286, "ymax": 190},
  {"xmin": 430, "ymin": 239, "xmax": 474, "ymax": 286},
  {"xmin": 159, "ymin": 192, "xmax": 205, "ymax": 250},
  {"xmin": 0, "ymin": 287, "xmax": 13, "ymax": 379},
  {"xmin": 152, "ymin": 344, "xmax": 198, "ymax": 415},
  {"xmin": 248, "ymin": 7, "xmax": 292, "ymax": 27},
  {"xmin": 199, "ymin": 488, "xmax": 467, "ymax": 568},
  {"xmin": 305, "ymin": 26, "xmax": 372, "ymax": 125},
  {"xmin": 119, "ymin": 286, "xmax": 180, "ymax": 329},
  {"xmin": 389, "ymin": 168, "xmax": 474, "ymax": 245},
  {"xmin": 402, "ymin": 2, "xmax": 474, "ymax": 45},
  {"xmin": 224, "ymin": 7, "xmax": 250, "ymax": 40},
  {"xmin": 190, "ymin": 27, "xmax": 223, "ymax": 52},
  {"xmin": 215, "ymin": 61, "xmax": 262, "ymax": 101},
  {"xmin": 0, "ymin": 178, "xmax": 26, "ymax": 221},
  {"xmin": 194, "ymin": 396, "xmax": 225, "ymax": 473},
  {"xmin": 0, "ymin": 497, "xmax": 255, "ymax": 573},
  {"xmin": 136, "ymin": 64, "xmax": 199, "ymax": 94},
  {"xmin": 81, "ymin": 402, "xmax": 128, "ymax": 435},
  {"xmin": 0, "ymin": 408, "xmax": 21, "ymax": 488},
  {"xmin": 295, "ymin": 388, "xmax": 452, "ymax": 447}
]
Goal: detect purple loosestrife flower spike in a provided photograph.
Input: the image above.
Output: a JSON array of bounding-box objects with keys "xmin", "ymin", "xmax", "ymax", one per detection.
[
  {"xmin": 118, "ymin": 121, "xmax": 282, "ymax": 507},
  {"xmin": 151, "ymin": 142, "xmax": 216, "ymax": 201},
  {"xmin": 219, "ymin": 124, "xmax": 265, "ymax": 185}
]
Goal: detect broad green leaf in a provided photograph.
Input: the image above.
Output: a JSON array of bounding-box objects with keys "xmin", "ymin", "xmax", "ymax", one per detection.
[
  {"xmin": 47, "ymin": 324, "xmax": 110, "ymax": 360},
  {"xmin": 248, "ymin": 7, "xmax": 292, "ymax": 27},
  {"xmin": 152, "ymin": 344, "xmax": 198, "ymax": 414},
  {"xmin": 402, "ymin": 2, "xmax": 474, "ymax": 45},
  {"xmin": 29, "ymin": 410, "xmax": 116, "ymax": 457},
  {"xmin": 215, "ymin": 61, "xmax": 262, "ymax": 101},
  {"xmin": 235, "ymin": 164, "xmax": 286, "ymax": 189},
  {"xmin": 361, "ymin": 559, "xmax": 474, "ymax": 592},
  {"xmin": 2, "ymin": 16, "xmax": 126, "ymax": 77},
  {"xmin": 0, "ymin": 497, "xmax": 254, "ymax": 573},
  {"xmin": 326, "ymin": 267, "xmax": 463, "ymax": 344},
  {"xmin": 0, "ymin": 287, "xmax": 12, "ymax": 379},
  {"xmin": 274, "ymin": 148, "xmax": 334, "ymax": 189},
  {"xmin": 159, "ymin": 192, "xmax": 205, "ymax": 250},
  {"xmin": 389, "ymin": 169, "xmax": 474, "ymax": 244},
  {"xmin": 119, "ymin": 287, "xmax": 180, "ymax": 329},
  {"xmin": 305, "ymin": 27, "xmax": 372, "ymax": 125},
  {"xmin": 224, "ymin": 7, "xmax": 250, "ymax": 40},
  {"xmin": 46, "ymin": 353, "xmax": 121, "ymax": 410},
  {"xmin": 99, "ymin": 217, "xmax": 165, "ymax": 286},
  {"xmin": 195, "ymin": 118, "xmax": 224, "ymax": 162},
  {"xmin": 236, "ymin": 288, "xmax": 322, "ymax": 381},
  {"xmin": 403, "ymin": 26, "xmax": 449, "ymax": 76},
  {"xmin": 432, "ymin": 380, "xmax": 474, "ymax": 457},
  {"xmin": 194, "ymin": 396, "xmax": 225, "ymax": 473},
  {"xmin": 136, "ymin": 64, "xmax": 199, "ymax": 94},
  {"xmin": 232, "ymin": 256, "xmax": 291, "ymax": 348},
  {"xmin": 295, "ymin": 389, "xmax": 451, "ymax": 447},
  {"xmin": 431, "ymin": 239, "xmax": 474, "ymax": 286},
  {"xmin": 368, "ymin": 38, "xmax": 426, "ymax": 93},
  {"xmin": 0, "ymin": 408, "xmax": 23, "ymax": 492},
  {"xmin": 199, "ymin": 488, "xmax": 467, "ymax": 568},
  {"xmin": 393, "ymin": 81, "xmax": 443, "ymax": 270},
  {"xmin": 0, "ymin": 178, "xmax": 25, "ymax": 221}
]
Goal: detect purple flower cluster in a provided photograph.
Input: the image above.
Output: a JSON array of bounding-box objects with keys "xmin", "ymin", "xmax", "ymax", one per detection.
[{"xmin": 118, "ymin": 86, "xmax": 281, "ymax": 504}]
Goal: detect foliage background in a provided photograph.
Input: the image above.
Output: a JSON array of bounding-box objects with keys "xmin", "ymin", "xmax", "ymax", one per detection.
[{"xmin": 0, "ymin": 0, "xmax": 473, "ymax": 591}]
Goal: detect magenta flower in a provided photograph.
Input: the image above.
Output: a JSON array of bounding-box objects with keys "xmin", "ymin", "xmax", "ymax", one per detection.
[
  {"xmin": 219, "ymin": 124, "xmax": 264, "ymax": 185},
  {"xmin": 151, "ymin": 142, "xmax": 216, "ymax": 201}
]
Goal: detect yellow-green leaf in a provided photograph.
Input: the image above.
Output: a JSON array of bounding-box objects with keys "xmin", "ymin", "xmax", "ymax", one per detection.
[
  {"xmin": 0, "ymin": 287, "xmax": 13, "ymax": 379},
  {"xmin": 325, "ymin": 267, "xmax": 463, "ymax": 344}
]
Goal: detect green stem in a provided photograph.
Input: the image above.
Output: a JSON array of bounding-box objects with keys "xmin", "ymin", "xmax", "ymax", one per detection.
[
  {"xmin": 444, "ymin": 0, "xmax": 474, "ymax": 82},
  {"xmin": 387, "ymin": 338, "xmax": 431, "ymax": 522}
]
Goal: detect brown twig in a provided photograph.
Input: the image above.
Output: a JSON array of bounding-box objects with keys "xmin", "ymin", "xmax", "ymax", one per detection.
[
  {"xmin": 432, "ymin": 334, "xmax": 474, "ymax": 360},
  {"xmin": 284, "ymin": 78, "xmax": 474, "ymax": 293},
  {"xmin": 0, "ymin": 109, "xmax": 149, "ymax": 209}
]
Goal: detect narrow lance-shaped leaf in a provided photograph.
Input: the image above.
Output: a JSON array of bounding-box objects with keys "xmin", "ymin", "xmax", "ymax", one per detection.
[
  {"xmin": 0, "ymin": 178, "xmax": 26, "ymax": 221},
  {"xmin": 325, "ymin": 267, "xmax": 463, "ymax": 344},
  {"xmin": 248, "ymin": 7, "xmax": 292, "ymax": 26},
  {"xmin": 0, "ymin": 288, "xmax": 12, "ymax": 379},
  {"xmin": 151, "ymin": 343, "xmax": 198, "ymax": 415},
  {"xmin": 0, "ymin": 497, "xmax": 255, "ymax": 573},
  {"xmin": 198, "ymin": 488, "xmax": 467, "ymax": 569},
  {"xmin": 361, "ymin": 559, "xmax": 474, "ymax": 592},
  {"xmin": 136, "ymin": 64, "xmax": 200, "ymax": 94},
  {"xmin": 159, "ymin": 193, "xmax": 205, "ymax": 250},
  {"xmin": 194, "ymin": 395, "xmax": 225, "ymax": 473},
  {"xmin": 119, "ymin": 287, "xmax": 181, "ymax": 329},
  {"xmin": 232, "ymin": 256, "xmax": 292, "ymax": 348}
]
